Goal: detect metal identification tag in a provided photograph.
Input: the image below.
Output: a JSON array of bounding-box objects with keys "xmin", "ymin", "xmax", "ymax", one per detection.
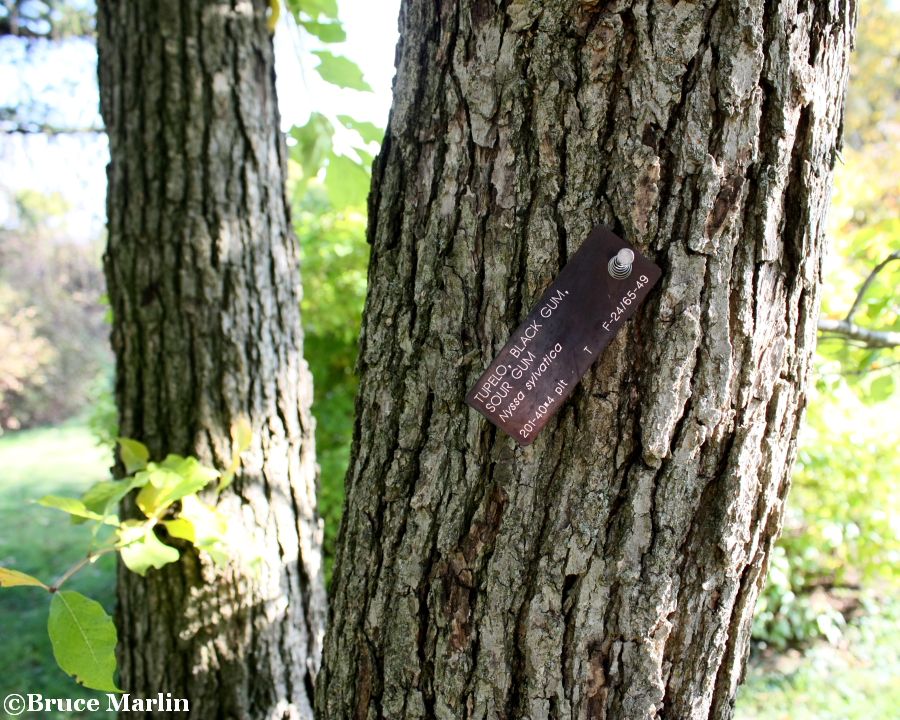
[{"xmin": 465, "ymin": 226, "xmax": 662, "ymax": 446}]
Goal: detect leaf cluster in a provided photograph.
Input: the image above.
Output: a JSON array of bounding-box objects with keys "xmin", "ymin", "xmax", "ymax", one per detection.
[{"xmin": 0, "ymin": 421, "xmax": 253, "ymax": 691}]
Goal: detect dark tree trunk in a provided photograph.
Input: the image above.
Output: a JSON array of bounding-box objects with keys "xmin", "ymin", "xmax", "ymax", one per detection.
[
  {"xmin": 97, "ymin": 1, "xmax": 324, "ymax": 717},
  {"xmin": 319, "ymin": 1, "xmax": 855, "ymax": 719}
]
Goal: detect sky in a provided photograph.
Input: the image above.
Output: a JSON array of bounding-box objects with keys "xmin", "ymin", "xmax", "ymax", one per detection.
[{"xmin": 0, "ymin": 0, "xmax": 402, "ymax": 241}]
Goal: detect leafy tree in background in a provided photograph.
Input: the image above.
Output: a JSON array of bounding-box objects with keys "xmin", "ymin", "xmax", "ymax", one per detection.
[
  {"xmin": 0, "ymin": 0, "xmax": 93, "ymax": 38},
  {"xmin": 752, "ymin": 0, "xmax": 900, "ymax": 651},
  {"xmin": 287, "ymin": 99, "xmax": 380, "ymax": 580},
  {"xmin": 0, "ymin": 0, "xmax": 101, "ymax": 135},
  {"xmin": 815, "ymin": 0, "xmax": 899, "ymax": 371}
]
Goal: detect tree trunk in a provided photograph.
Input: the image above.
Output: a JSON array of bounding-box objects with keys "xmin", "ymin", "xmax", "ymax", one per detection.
[
  {"xmin": 97, "ymin": 2, "xmax": 324, "ymax": 717},
  {"xmin": 318, "ymin": 1, "xmax": 855, "ymax": 719}
]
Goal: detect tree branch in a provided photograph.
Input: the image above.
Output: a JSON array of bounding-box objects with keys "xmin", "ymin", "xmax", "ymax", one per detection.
[
  {"xmin": 0, "ymin": 122, "xmax": 105, "ymax": 135},
  {"xmin": 817, "ymin": 318, "xmax": 900, "ymax": 348},
  {"xmin": 845, "ymin": 249, "xmax": 900, "ymax": 322}
]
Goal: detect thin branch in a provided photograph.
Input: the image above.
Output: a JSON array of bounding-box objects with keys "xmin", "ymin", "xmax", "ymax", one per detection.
[
  {"xmin": 845, "ymin": 360, "xmax": 900, "ymax": 376},
  {"xmin": 49, "ymin": 545, "xmax": 116, "ymax": 592},
  {"xmin": 817, "ymin": 318, "xmax": 900, "ymax": 349},
  {"xmin": 846, "ymin": 250, "xmax": 900, "ymax": 322},
  {"xmin": 0, "ymin": 122, "xmax": 105, "ymax": 136}
]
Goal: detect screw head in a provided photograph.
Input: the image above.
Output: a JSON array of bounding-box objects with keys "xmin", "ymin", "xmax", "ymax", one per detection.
[
  {"xmin": 616, "ymin": 248, "xmax": 635, "ymax": 266},
  {"xmin": 608, "ymin": 248, "xmax": 635, "ymax": 279}
]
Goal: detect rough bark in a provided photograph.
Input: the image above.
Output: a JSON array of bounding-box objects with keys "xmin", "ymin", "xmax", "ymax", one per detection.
[
  {"xmin": 319, "ymin": 1, "xmax": 855, "ymax": 719},
  {"xmin": 97, "ymin": 2, "xmax": 324, "ymax": 717}
]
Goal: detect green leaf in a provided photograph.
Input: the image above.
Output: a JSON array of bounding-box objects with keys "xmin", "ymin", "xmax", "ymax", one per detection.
[
  {"xmin": 48, "ymin": 591, "xmax": 121, "ymax": 692},
  {"xmin": 288, "ymin": 0, "xmax": 338, "ymax": 19},
  {"xmin": 290, "ymin": 112, "xmax": 334, "ymax": 183},
  {"xmin": 119, "ymin": 531, "xmax": 180, "ymax": 576},
  {"xmin": 117, "ymin": 438, "xmax": 149, "ymax": 474},
  {"xmin": 159, "ymin": 454, "xmax": 220, "ymax": 487},
  {"xmin": 79, "ymin": 476, "xmax": 148, "ymax": 523},
  {"xmin": 300, "ymin": 18, "xmax": 346, "ymax": 42},
  {"xmin": 36, "ymin": 496, "xmax": 119, "ymax": 526},
  {"xmin": 337, "ymin": 115, "xmax": 384, "ymax": 145},
  {"xmin": 868, "ymin": 373, "xmax": 895, "ymax": 403},
  {"xmin": 312, "ymin": 51, "xmax": 372, "ymax": 91},
  {"xmin": 0, "ymin": 567, "xmax": 48, "ymax": 590},
  {"xmin": 80, "ymin": 482, "xmax": 123, "ymax": 517},
  {"xmin": 325, "ymin": 152, "xmax": 371, "ymax": 209}
]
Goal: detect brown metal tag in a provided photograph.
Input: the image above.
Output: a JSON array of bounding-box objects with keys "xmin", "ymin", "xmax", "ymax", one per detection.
[{"xmin": 465, "ymin": 226, "xmax": 661, "ymax": 446}]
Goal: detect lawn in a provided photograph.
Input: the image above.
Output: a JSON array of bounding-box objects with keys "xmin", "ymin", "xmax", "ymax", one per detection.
[
  {"xmin": 0, "ymin": 424, "xmax": 115, "ymax": 718},
  {"xmin": 0, "ymin": 424, "xmax": 896, "ymax": 718}
]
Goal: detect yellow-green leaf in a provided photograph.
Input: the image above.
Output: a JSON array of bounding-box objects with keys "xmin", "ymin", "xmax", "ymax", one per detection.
[
  {"xmin": 162, "ymin": 518, "xmax": 196, "ymax": 543},
  {"xmin": 0, "ymin": 567, "xmax": 48, "ymax": 590},
  {"xmin": 115, "ymin": 519, "xmax": 149, "ymax": 546},
  {"xmin": 48, "ymin": 591, "xmax": 121, "ymax": 692},
  {"xmin": 179, "ymin": 496, "xmax": 228, "ymax": 546},
  {"xmin": 267, "ymin": 0, "xmax": 280, "ymax": 32},
  {"xmin": 135, "ymin": 458, "xmax": 218, "ymax": 518},
  {"xmin": 220, "ymin": 419, "xmax": 252, "ymax": 492},
  {"xmin": 117, "ymin": 438, "xmax": 149, "ymax": 474},
  {"xmin": 231, "ymin": 417, "xmax": 253, "ymax": 453},
  {"xmin": 119, "ymin": 532, "xmax": 180, "ymax": 576}
]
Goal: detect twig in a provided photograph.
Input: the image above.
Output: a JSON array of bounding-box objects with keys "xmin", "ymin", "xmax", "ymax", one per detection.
[
  {"xmin": 845, "ymin": 250, "xmax": 900, "ymax": 323},
  {"xmin": 49, "ymin": 546, "xmax": 116, "ymax": 593}
]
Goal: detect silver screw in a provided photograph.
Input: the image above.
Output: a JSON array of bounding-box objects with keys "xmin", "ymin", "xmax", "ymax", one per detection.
[{"xmin": 608, "ymin": 248, "xmax": 634, "ymax": 279}]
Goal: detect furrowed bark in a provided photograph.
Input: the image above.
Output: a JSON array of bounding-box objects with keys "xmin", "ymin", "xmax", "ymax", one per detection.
[
  {"xmin": 319, "ymin": 1, "xmax": 855, "ymax": 719},
  {"xmin": 97, "ymin": 1, "xmax": 324, "ymax": 717}
]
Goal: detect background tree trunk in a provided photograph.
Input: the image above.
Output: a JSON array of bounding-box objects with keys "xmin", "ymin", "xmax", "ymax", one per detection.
[
  {"xmin": 97, "ymin": 1, "xmax": 324, "ymax": 717},
  {"xmin": 319, "ymin": 1, "xmax": 855, "ymax": 719}
]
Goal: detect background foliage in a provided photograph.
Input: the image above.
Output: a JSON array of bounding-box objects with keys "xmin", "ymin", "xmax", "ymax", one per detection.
[
  {"xmin": 0, "ymin": 190, "xmax": 109, "ymax": 432},
  {"xmin": 746, "ymin": 0, "xmax": 899, "ymax": 659}
]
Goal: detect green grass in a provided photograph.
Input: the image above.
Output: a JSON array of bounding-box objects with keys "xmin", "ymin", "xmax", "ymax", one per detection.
[{"xmin": 0, "ymin": 424, "xmax": 115, "ymax": 717}]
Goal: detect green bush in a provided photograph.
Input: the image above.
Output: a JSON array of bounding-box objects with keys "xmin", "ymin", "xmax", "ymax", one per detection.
[{"xmin": 294, "ymin": 189, "xmax": 370, "ymax": 582}]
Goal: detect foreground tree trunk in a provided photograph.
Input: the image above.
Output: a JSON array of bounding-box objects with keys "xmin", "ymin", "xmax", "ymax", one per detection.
[
  {"xmin": 320, "ymin": 1, "xmax": 855, "ymax": 718},
  {"xmin": 98, "ymin": 2, "xmax": 323, "ymax": 717}
]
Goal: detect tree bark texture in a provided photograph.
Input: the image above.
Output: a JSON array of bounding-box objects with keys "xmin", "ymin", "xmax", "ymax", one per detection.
[
  {"xmin": 319, "ymin": 1, "xmax": 855, "ymax": 719},
  {"xmin": 98, "ymin": 2, "xmax": 324, "ymax": 717}
]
